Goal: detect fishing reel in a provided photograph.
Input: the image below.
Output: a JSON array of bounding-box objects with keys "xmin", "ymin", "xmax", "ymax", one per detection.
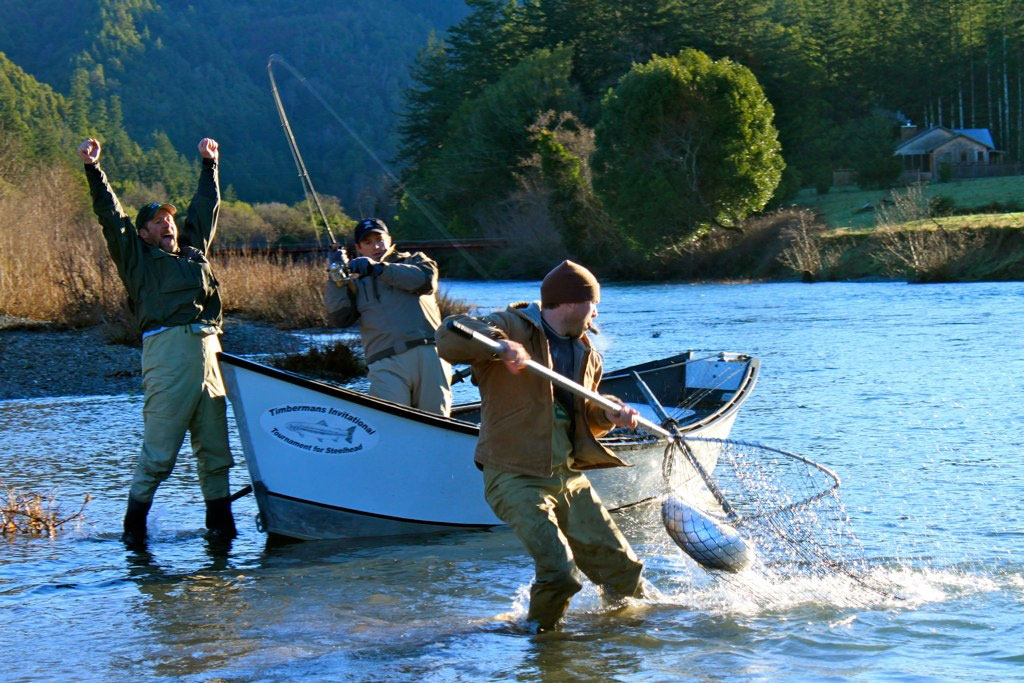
[{"xmin": 327, "ymin": 261, "xmax": 353, "ymax": 285}]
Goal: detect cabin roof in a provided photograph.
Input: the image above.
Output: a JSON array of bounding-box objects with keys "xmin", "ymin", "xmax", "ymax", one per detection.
[{"xmin": 895, "ymin": 126, "xmax": 995, "ymax": 155}]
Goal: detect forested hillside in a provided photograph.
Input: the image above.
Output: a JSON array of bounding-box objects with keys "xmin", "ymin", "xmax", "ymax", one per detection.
[
  {"xmin": 3, "ymin": 0, "xmax": 1023, "ymax": 246},
  {"xmin": 397, "ymin": 0, "xmax": 1024, "ymax": 249},
  {"xmin": 0, "ymin": 0, "xmax": 467, "ymax": 206}
]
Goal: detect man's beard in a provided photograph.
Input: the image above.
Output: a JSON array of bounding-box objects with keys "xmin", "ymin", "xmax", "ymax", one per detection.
[{"xmin": 565, "ymin": 318, "xmax": 591, "ymax": 339}]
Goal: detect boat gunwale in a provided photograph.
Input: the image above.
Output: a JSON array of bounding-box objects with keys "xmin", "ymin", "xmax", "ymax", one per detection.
[
  {"xmin": 218, "ymin": 349, "xmax": 759, "ymax": 444},
  {"xmin": 218, "ymin": 352, "xmax": 480, "ymax": 435}
]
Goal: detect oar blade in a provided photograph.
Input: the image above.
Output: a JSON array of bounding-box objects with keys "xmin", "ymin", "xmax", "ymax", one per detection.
[{"xmin": 662, "ymin": 495, "xmax": 755, "ymax": 573}]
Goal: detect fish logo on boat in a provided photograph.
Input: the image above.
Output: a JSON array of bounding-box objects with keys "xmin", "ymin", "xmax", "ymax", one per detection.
[
  {"xmin": 259, "ymin": 404, "xmax": 379, "ymax": 455},
  {"xmin": 286, "ymin": 420, "xmax": 356, "ymax": 444}
]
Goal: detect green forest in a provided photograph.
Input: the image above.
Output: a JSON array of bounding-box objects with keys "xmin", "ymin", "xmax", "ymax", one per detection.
[
  {"xmin": 2, "ymin": 0, "xmax": 1023, "ymax": 267},
  {"xmin": 0, "ymin": 0, "xmax": 467, "ymax": 207}
]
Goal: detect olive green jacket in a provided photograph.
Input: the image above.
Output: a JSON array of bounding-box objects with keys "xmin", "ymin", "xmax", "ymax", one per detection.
[
  {"xmin": 324, "ymin": 250, "xmax": 442, "ymax": 363},
  {"xmin": 436, "ymin": 301, "xmax": 629, "ymax": 477},
  {"xmin": 85, "ymin": 160, "xmax": 222, "ymax": 335}
]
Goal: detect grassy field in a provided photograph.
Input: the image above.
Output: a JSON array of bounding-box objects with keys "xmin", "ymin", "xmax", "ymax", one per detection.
[{"xmin": 791, "ymin": 175, "xmax": 1024, "ymax": 229}]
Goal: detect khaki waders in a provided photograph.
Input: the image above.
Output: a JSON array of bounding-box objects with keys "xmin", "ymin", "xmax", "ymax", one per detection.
[
  {"xmin": 367, "ymin": 343, "xmax": 452, "ymax": 416},
  {"xmin": 130, "ymin": 325, "xmax": 234, "ymax": 503},
  {"xmin": 482, "ymin": 404, "xmax": 644, "ymax": 630}
]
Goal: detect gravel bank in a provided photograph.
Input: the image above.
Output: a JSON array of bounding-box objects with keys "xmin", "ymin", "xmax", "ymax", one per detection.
[{"xmin": 0, "ymin": 315, "xmax": 308, "ymax": 401}]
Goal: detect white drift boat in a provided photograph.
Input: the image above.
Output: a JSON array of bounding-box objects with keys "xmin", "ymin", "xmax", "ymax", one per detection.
[{"xmin": 218, "ymin": 350, "xmax": 759, "ymax": 540}]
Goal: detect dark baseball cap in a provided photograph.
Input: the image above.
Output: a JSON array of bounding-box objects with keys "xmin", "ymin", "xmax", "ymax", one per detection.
[
  {"xmin": 353, "ymin": 217, "xmax": 389, "ymax": 243},
  {"xmin": 136, "ymin": 202, "xmax": 177, "ymax": 229}
]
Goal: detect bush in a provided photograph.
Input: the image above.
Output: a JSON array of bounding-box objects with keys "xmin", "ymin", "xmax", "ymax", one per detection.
[
  {"xmin": 271, "ymin": 341, "xmax": 365, "ymax": 382},
  {"xmin": 872, "ymin": 226, "xmax": 988, "ymax": 282},
  {"xmin": 930, "ymin": 195, "xmax": 956, "ymax": 216},
  {"xmin": 776, "ymin": 210, "xmax": 845, "ymax": 281},
  {"xmin": 1, "ymin": 482, "xmax": 91, "ymax": 538},
  {"xmin": 217, "ymin": 201, "xmax": 275, "ymax": 246},
  {"xmin": 594, "ymin": 49, "xmax": 784, "ymax": 245}
]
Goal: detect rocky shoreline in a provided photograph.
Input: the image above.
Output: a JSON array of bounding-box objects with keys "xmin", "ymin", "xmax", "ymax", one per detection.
[{"xmin": 0, "ymin": 315, "xmax": 308, "ymax": 401}]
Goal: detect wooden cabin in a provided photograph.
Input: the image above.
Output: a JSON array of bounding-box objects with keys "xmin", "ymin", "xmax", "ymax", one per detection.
[{"xmin": 894, "ymin": 125, "xmax": 1003, "ymax": 182}]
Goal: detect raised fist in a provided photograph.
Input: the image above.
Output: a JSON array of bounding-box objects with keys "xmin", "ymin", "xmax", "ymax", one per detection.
[
  {"xmin": 77, "ymin": 139, "xmax": 101, "ymax": 164},
  {"xmin": 198, "ymin": 138, "xmax": 219, "ymax": 161}
]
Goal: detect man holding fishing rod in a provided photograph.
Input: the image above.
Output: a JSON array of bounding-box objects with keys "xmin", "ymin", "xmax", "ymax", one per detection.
[
  {"xmin": 325, "ymin": 217, "xmax": 452, "ymax": 416},
  {"xmin": 436, "ymin": 260, "xmax": 646, "ymax": 632},
  {"xmin": 77, "ymin": 136, "xmax": 237, "ymax": 548}
]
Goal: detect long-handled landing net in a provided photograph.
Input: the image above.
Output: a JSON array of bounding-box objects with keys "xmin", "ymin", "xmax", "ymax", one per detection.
[
  {"xmin": 660, "ymin": 436, "xmax": 900, "ymax": 607},
  {"xmin": 623, "ymin": 370, "xmax": 898, "ymax": 607}
]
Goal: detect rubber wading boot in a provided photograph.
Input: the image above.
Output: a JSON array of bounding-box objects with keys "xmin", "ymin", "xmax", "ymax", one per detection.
[
  {"xmin": 121, "ymin": 496, "xmax": 152, "ymax": 548},
  {"xmin": 204, "ymin": 496, "xmax": 238, "ymax": 541}
]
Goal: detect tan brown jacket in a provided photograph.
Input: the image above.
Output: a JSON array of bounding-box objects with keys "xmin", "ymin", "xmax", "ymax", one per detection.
[
  {"xmin": 324, "ymin": 250, "xmax": 442, "ymax": 363},
  {"xmin": 436, "ymin": 301, "xmax": 630, "ymax": 477}
]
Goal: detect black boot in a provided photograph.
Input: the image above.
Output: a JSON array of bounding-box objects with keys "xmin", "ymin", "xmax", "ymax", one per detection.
[
  {"xmin": 204, "ymin": 496, "xmax": 237, "ymax": 541},
  {"xmin": 121, "ymin": 496, "xmax": 152, "ymax": 548}
]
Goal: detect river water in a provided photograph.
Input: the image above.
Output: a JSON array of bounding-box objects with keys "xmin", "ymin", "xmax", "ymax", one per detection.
[{"xmin": 1, "ymin": 281, "xmax": 1022, "ymax": 681}]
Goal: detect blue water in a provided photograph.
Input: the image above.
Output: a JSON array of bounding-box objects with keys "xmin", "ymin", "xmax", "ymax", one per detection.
[{"xmin": 1, "ymin": 281, "xmax": 1022, "ymax": 681}]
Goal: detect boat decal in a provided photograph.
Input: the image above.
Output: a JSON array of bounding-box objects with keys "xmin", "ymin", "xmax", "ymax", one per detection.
[{"xmin": 260, "ymin": 404, "xmax": 379, "ymax": 455}]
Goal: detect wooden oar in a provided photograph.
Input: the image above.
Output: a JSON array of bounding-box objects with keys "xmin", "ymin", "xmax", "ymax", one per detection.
[
  {"xmin": 230, "ymin": 485, "xmax": 253, "ymax": 502},
  {"xmin": 446, "ymin": 319, "xmax": 670, "ymax": 438}
]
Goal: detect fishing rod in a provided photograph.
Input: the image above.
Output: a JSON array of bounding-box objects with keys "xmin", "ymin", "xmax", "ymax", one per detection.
[
  {"xmin": 267, "ymin": 54, "xmax": 337, "ymax": 248},
  {"xmin": 265, "ymin": 53, "xmax": 490, "ymax": 280}
]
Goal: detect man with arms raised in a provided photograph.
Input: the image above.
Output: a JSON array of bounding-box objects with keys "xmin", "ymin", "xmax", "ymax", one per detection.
[
  {"xmin": 78, "ymin": 137, "xmax": 236, "ymax": 547},
  {"xmin": 325, "ymin": 217, "xmax": 451, "ymax": 416},
  {"xmin": 436, "ymin": 260, "xmax": 645, "ymax": 632}
]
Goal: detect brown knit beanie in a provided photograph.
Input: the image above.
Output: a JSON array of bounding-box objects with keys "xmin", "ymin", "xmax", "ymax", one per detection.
[{"xmin": 541, "ymin": 260, "xmax": 600, "ymax": 305}]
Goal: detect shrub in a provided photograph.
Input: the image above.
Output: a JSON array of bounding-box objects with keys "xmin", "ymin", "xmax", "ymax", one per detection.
[
  {"xmin": 1, "ymin": 482, "xmax": 91, "ymax": 538},
  {"xmin": 872, "ymin": 226, "xmax": 988, "ymax": 282},
  {"xmin": 777, "ymin": 210, "xmax": 845, "ymax": 281},
  {"xmin": 270, "ymin": 341, "xmax": 365, "ymax": 382},
  {"xmin": 930, "ymin": 195, "xmax": 956, "ymax": 216}
]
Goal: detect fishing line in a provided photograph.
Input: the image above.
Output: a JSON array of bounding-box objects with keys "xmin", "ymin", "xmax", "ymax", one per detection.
[
  {"xmin": 267, "ymin": 54, "xmax": 491, "ymax": 279},
  {"xmin": 268, "ymin": 56, "xmax": 334, "ymax": 246}
]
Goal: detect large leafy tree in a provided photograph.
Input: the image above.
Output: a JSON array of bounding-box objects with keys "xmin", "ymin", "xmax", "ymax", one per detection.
[
  {"xmin": 593, "ymin": 50, "xmax": 784, "ymax": 246},
  {"xmin": 400, "ymin": 46, "xmax": 581, "ymax": 237}
]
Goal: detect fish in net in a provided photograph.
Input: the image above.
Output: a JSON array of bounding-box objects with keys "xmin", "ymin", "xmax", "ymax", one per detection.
[{"xmin": 661, "ymin": 437, "xmax": 900, "ymax": 607}]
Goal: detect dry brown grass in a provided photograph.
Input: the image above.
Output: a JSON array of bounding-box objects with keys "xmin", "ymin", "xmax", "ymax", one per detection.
[
  {"xmin": 217, "ymin": 252, "xmax": 327, "ymax": 328},
  {"xmin": 0, "ymin": 167, "xmax": 327, "ymax": 331},
  {"xmin": 0, "ymin": 165, "xmax": 125, "ymax": 328},
  {"xmin": 1, "ymin": 483, "xmax": 91, "ymax": 538},
  {"xmin": 1, "ymin": 163, "xmax": 465, "ymax": 332}
]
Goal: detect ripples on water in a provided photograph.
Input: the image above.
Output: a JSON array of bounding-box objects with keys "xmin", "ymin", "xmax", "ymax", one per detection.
[{"xmin": 1, "ymin": 281, "xmax": 1022, "ymax": 681}]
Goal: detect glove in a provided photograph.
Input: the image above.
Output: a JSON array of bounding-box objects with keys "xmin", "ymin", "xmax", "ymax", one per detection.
[
  {"xmin": 327, "ymin": 248, "xmax": 345, "ymax": 266},
  {"xmin": 348, "ymin": 256, "xmax": 383, "ymax": 277}
]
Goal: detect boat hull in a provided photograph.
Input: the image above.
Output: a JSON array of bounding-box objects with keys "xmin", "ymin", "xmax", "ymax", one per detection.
[{"xmin": 220, "ymin": 351, "xmax": 758, "ymax": 540}]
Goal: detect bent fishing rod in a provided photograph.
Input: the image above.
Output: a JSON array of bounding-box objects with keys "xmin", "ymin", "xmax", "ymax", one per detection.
[
  {"xmin": 268, "ymin": 54, "xmax": 337, "ymax": 248},
  {"xmin": 265, "ymin": 53, "xmax": 491, "ymax": 280}
]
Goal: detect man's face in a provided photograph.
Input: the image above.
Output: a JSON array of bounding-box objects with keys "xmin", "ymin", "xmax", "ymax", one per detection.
[
  {"xmin": 355, "ymin": 231, "xmax": 391, "ymax": 259},
  {"xmin": 562, "ymin": 301, "xmax": 598, "ymax": 338},
  {"xmin": 139, "ymin": 209, "xmax": 178, "ymax": 253}
]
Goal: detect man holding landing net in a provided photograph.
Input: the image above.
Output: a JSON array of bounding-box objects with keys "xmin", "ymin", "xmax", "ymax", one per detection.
[{"xmin": 436, "ymin": 260, "xmax": 645, "ymax": 632}]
